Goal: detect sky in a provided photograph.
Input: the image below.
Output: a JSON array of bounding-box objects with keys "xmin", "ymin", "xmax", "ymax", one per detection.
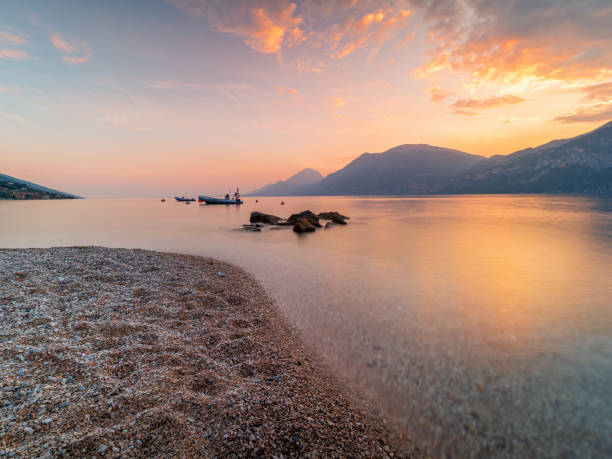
[{"xmin": 1, "ymin": 0, "xmax": 611, "ymax": 197}]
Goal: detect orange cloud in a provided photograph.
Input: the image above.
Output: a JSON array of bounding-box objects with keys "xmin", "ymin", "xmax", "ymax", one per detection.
[
  {"xmin": 242, "ymin": 7, "xmax": 293, "ymax": 53},
  {"xmin": 427, "ymin": 86, "xmax": 454, "ymax": 103},
  {"xmin": 171, "ymin": 0, "xmax": 304, "ymax": 54},
  {"xmin": 331, "ymin": 8, "xmax": 412, "ymax": 60},
  {"xmin": 412, "ymin": 1, "xmax": 612, "ymax": 86},
  {"xmin": 0, "ymin": 49, "xmax": 27, "ymax": 59},
  {"xmin": 277, "ymin": 85, "xmax": 307, "ymax": 101},
  {"xmin": 331, "ymin": 96, "xmax": 346, "ymax": 108},
  {"xmin": 452, "ymin": 95, "xmax": 525, "ymax": 115}
]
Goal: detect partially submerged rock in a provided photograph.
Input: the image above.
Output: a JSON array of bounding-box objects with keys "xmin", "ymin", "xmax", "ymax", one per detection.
[
  {"xmin": 319, "ymin": 211, "xmax": 349, "ymax": 225},
  {"xmin": 246, "ymin": 210, "xmax": 349, "ymax": 234},
  {"xmin": 250, "ymin": 211, "xmax": 283, "ymax": 224},
  {"xmin": 287, "ymin": 210, "xmax": 321, "ymax": 228},
  {"xmin": 293, "ymin": 217, "xmax": 316, "ymax": 233}
]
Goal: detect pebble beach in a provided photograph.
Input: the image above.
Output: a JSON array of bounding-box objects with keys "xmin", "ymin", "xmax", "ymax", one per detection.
[{"xmin": 0, "ymin": 247, "xmax": 421, "ymax": 457}]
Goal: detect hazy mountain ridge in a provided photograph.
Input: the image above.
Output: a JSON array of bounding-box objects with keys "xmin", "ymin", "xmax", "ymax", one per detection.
[
  {"xmin": 0, "ymin": 174, "xmax": 80, "ymax": 200},
  {"xmin": 248, "ymin": 168, "xmax": 323, "ymax": 196},
  {"xmin": 442, "ymin": 121, "xmax": 612, "ymax": 194},
  {"xmin": 295, "ymin": 145, "xmax": 485, "ymax": 195},
  {"xmin": 252, "ymin": 121, "xmax": 612, "ymax": 196}
]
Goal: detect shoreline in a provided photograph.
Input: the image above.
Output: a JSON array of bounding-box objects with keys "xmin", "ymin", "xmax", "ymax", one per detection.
[{"xmin": 0, "ymin": 247, "xmax": 421, "ymax": 457}]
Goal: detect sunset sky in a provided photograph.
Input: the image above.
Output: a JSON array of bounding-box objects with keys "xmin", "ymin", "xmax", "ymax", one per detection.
[{"xmin": 1, "ymin": 0, "xmax": 611, "ymax": 197}]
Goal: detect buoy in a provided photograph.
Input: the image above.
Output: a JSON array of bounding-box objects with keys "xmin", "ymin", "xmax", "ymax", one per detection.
[{"xmin": 281, "ymin": 201, "xmax": 285, "ymax": 205}]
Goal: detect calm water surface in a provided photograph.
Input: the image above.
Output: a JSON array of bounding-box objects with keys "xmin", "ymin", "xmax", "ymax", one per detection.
[{"xmin": 1, "ymin": 196, "xmax": 611, "ymax": 457}]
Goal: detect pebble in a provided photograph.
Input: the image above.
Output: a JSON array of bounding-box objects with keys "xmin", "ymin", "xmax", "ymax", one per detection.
[{"xmin": 0, "ymin": 247, "xmax": 414, "ymax": 458}]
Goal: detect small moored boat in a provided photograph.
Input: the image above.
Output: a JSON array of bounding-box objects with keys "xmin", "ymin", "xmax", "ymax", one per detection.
[
  {"xmin": 199, "ymin": 187, "xmax": 243, "ymax": 205},
  {"xmin": 174, "ymin": 196, "xmax": 196, "ymax": 202},
  {"xmin": 198, "ymin": 195, "xmax": 243, "ymax": 205}
]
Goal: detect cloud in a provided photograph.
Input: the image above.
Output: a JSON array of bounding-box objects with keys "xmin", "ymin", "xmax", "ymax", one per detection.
[
  {"xmin": 277, "ymin": 85, "xmax": 307, "ymax": 100},
  {"xmin": 328, "ymin": 7, "xmax": 413, "ymax": 59},
  {"xmin": 581, "ymin": 82, "xmax": 612, "ymax": 102},
  {"xmin": 0, "ymin": 112, "xmax": 25, "ymax": 123},
  {"xmin": 170, "ymin": 0, "xmax": 305, "ymax": 54},
  {"xmin": 147, "ymin": 81, "xmax": 203, "ymax": 90},
  {"xmin": 170, "ymin": 1, "xmax": 413, "ymax": 59},
  {"xmin": 408, "ymin": 0, "xmax": 612, "ymax": 85},
  {"xmin": 0, "ymin": 49, "xmax": 27, "ymax": 59},
  {"xmin": 452, "ymin": 95, "xmax": 525, "ymax": 114},
  {"xmin": 26, "ymin": 10, "xmax": 42, "ymax": 27},
  {"xmin": 554, "ymin": 105, "xmax": 612, "ymax": 124},
  {"xmin": 214, "ymin": 82, "xmax": 255, "ymax": 105},
  {"xmin": 0, "ymin": 28, "xmax": 28, "ymax": 45},
  {"xmin": 331, "ymin": 96, "xmax": 346, "ymax": 107},
  {"xmin": 50, "ymin": 33, "xmax": 92, "ymax": 63},
  {"xmin": 553, "ymin": 82, "xmax": 612, "ymax": 123},
  {"xmin": 50, "ymin": 34, "xmax": 76, "ymax": 53},
  {"xmin": 427, "ymin": 86, "xmax": 454, "ymax": 102},
  {"xmin": 63, "ymin": 56, "xmax": 91, "ymax": 64},
  {"xmin": 296, "ymin": 58, "xmax": 324, "ymax": 73}
]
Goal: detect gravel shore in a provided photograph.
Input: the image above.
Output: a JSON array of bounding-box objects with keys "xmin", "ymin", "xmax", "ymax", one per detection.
[{"xmin": 0, "ymin": 247, "xmax": 421, "ymax": 457}]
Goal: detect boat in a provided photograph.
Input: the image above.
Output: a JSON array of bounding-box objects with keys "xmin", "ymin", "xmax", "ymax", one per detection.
[
  {"xmin": 198, "ymin": 195, "xmax": 243, "ymax": 205},
  {"xmin": 174, "ymin": 196, "xmax": 196, "ymax": 202},
  {"xmin": 199, "ymin": 187, "xmax": 243, "ymax": 205}
]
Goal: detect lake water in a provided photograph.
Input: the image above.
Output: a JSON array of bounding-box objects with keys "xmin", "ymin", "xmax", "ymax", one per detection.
[{"xmin": 1, "ymin": 195, "xmax": 611, "ymax": 457}]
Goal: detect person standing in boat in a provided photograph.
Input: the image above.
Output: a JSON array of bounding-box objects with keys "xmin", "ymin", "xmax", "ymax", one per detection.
[
  {"xmin": 233, "ymin": 188, "xmax": 240, "ymax": 201},
  {"xmin": 225, "ymin": 192, "xmax": 230, "ymax": 200}
]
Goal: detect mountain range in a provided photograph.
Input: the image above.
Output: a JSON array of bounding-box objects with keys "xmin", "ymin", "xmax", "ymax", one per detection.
[
  {"xmin": 250, "ymin": 121, "xmax": 612, "ymax": 195},
  {"xmin": 0, "ymin": 173, "xmax": 80, "ymax": 200}
]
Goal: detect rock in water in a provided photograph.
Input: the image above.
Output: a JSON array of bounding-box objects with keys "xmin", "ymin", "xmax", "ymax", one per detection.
[
  {"xmin": 293, "ymin": 218, "xmax": 316, "ymax": 233},
  {"xmin": 319, "ymin": 211, "xmax": 349, "ymax": 225},
  {"xmin": 250, "ymin": 211, "xmax": 282, "ymax": 224},
  {"xmin": 287, "ymin": 210, "xmax": 321, "ymax": 227}
]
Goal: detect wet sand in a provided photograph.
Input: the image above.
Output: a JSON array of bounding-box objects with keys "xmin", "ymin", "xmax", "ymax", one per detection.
[{"xmin": 0, "ymin": 247, "xmax": 422, "ymax": 457}]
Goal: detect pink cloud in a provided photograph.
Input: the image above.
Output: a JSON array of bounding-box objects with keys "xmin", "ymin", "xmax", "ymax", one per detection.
[
  {"xmin": 50, "ymin": 34, "xmax": 76, "ymax": 53},
  {"xmin": 0, "ymin": 49, "xmax": 27, "ymax": 59},
  {"xmin": 0, "ymin": 111, "xmax": 25, "ymax": 123},
  {"xmin": 50, "ymin": 33, "xmax": 92, "ymax": 63},
  {"xmin": 0, "ymin": 28, "xmax": 27, "ymax": 45}
]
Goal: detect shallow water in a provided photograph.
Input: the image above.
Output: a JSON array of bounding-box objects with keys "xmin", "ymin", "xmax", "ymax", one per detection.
[{"xmin": 2, "ymin": 195, "xmax": 611, "ymax": 457}]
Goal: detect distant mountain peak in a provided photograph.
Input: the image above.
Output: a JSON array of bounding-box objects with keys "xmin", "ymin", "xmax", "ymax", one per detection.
[
  {"xmin": 249, "ymin": 168, "xmax": 323, "ymax": 196},
  {"xmin": 286, "ymin": 168, "xmax": 323, "ymax": 183}
]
